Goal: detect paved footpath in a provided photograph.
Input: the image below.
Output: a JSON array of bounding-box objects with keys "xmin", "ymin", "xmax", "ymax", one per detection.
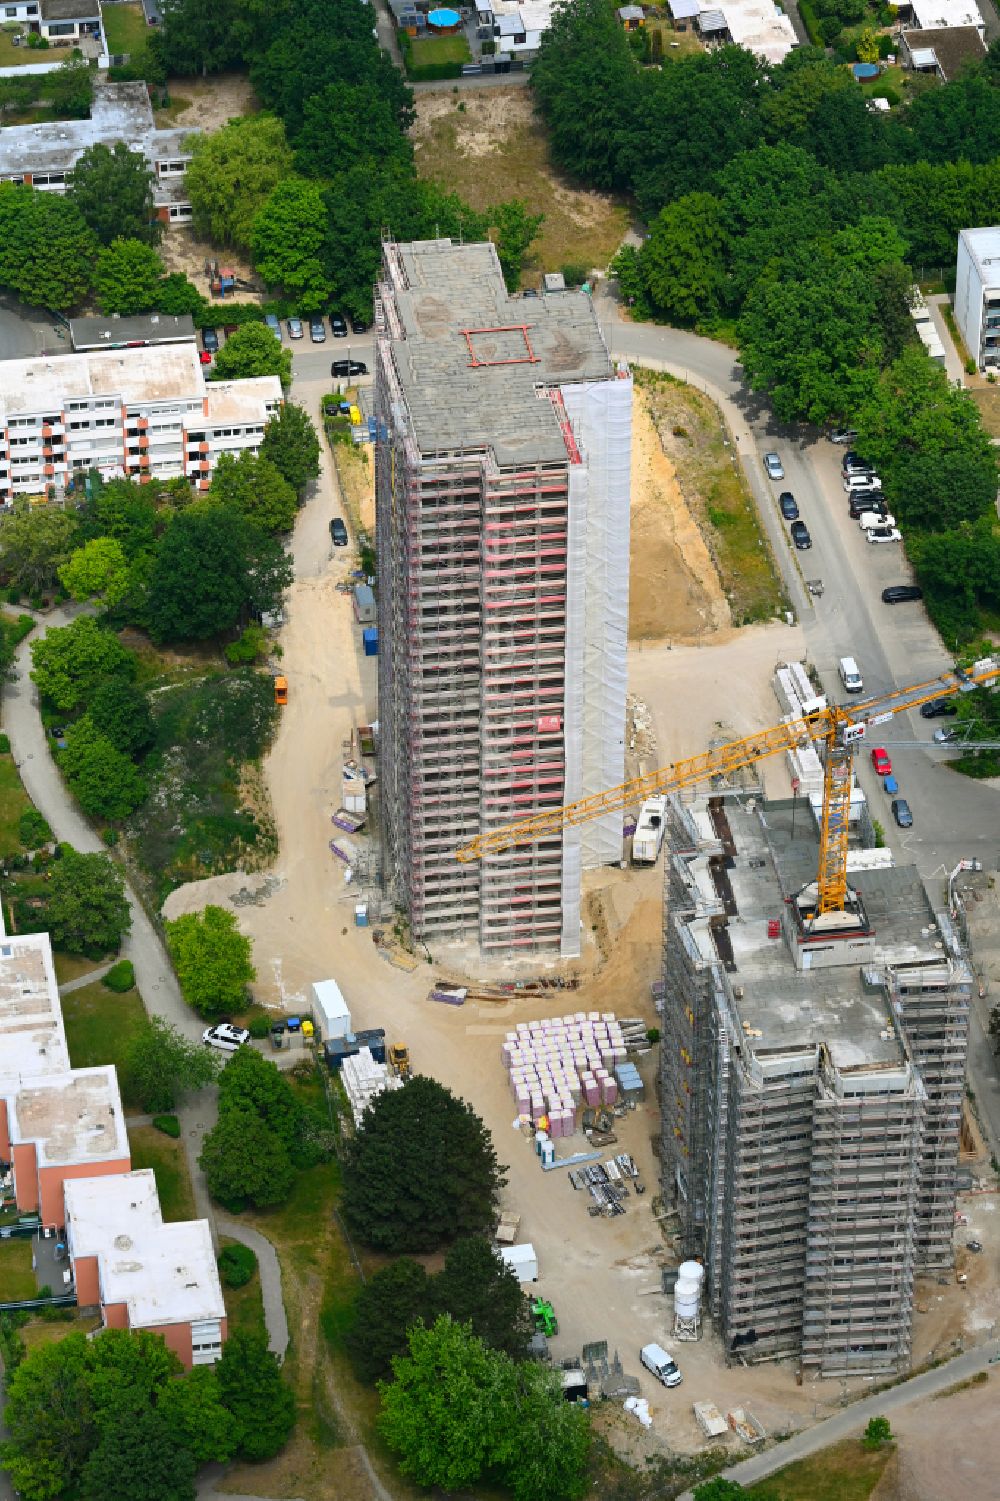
[
  {"xmin": 678, "ymin": 1337, "xmax": 1000, "ymax": 1498},
  {"xmin": 215, "ymin": 1219, "xmax": 290, "ymax": 1359}
]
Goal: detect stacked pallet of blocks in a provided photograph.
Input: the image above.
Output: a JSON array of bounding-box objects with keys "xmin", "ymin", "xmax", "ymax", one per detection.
[{"xmin": 501, "ymin": 1012, "xmax": 627, "ymax": 1137}]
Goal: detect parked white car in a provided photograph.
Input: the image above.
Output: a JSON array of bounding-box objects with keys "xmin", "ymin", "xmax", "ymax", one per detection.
[
  {"xmin": 763, "ymin": 452, "xmax": 784, "ymax": 481},
  {"xmin": 858, "ymin": 511, "xmax": 896, "ymax": 530},
  {"xmin": 203, "ymin": 1023, "xmax": 251, "ymax": 1053},
  {"xmin": 866, "ymin": 526, "xmax": 902, "ymax": 545}
]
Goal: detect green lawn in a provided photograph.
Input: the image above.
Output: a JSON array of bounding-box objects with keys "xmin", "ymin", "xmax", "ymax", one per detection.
[
  {"xmin": 128, "ymin": 1124, "xmax": 197, "ymax": 1222},
  {"xmin": 0, "ymin": 1238, "xmax": 37, "ymax": 1302},
  {"xmin": 61, "ymin": 980, "xmax": 148, "ymax": 1107},
  {"xmin": 746, "ymin": 1437, "xmax": 894, "ymax": 1501},
  {"xmin": 0, "ymin": 754, "xmax": 32, "ymax": 859},
  {"xmin": 53, "ymin": 951, "xmax": 109, "ymax": 986},
  {"xmin": 410, "ymin": 32, "xmax": 471, "ymax": 65},
  {"xmin": 0, "ymin": 31, "xmax": 51, "ymax": 68},
  {"xmin": 100, "ymin": 1, "xmax": 147, "ymax": 55},
  {"xmin": 219, "ymin": 1240, "xmax": 267, "ymax": 1338}
]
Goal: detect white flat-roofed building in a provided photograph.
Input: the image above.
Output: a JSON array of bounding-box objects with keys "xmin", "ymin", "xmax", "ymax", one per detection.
[
  {"xmin": 0, "ymin": 930, "xmax": 68, "ymax": 1092},
  {"xmin": 0, "ymin": 80, "xmax": 197, "ymax": 225},
  {"xmin": 65, "ymin": 1170, "xmax": 227, "ymax": 1366},
  {"xmin": 7, "ymin": 1065, "xmax": 130, "ymax": 1226},
  {"xmin": 956, "ymin": 226, "xmax": 1000, "ymax": 370},
  {"xmin": 893, "ymin": 0, "xmax": 984, "ymax": 31},
  {"xmin": 696, "ymin": 0, "xmax": 796, "ymax": 61},
  {"xmin": 0, "ymin": 344, "xmax": 282, "ymax": 500}
]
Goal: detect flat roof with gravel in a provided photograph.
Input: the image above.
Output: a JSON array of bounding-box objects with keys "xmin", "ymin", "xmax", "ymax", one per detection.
[
  {"xmin": 0, "ymin": 932, "xmax": 68, "ymax": 1092},
  {"xmin": 10, "ymin": 1065, "xmax": 127, "ymax": 1167}
]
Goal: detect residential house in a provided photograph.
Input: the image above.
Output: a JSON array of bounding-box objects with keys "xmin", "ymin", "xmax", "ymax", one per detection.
[
  {"xmin": 890, "ymin": 0, "xmax": 984, "ymax": 34},
  {"xmin": 899, "ymin": 24, "xmax": 986, "ymax": 77},
  {"xmin": 36, "ymin": 0, "xmax": 100, "ymax": 43}
]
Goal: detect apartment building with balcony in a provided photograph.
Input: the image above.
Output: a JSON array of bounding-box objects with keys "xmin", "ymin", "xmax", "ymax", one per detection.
[
  {"xmin": 375, "ymin": 239, "xmax": 631, "ymax": 957},
  {"xmin": 0, "ymin": 79, "xmax": 196, "ymax": 225},
  {"xmin": 0, "ymin": 925, "xmax": 226, "ymax": 1368},
  {"xmin": 0, "ymin": 343, "xmax": 282, "ymax": 501},
  {"xmin": 955, "ymin": 225, "xmax": 1000, "ymax": 370}
]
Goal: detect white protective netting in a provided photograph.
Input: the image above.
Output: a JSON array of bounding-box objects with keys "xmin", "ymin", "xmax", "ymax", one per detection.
[
  {"xmin": 561, "ymin": 373, "xmax": 632, "ymax": 869},
  {"xmin": 560, "ymin": 461, "xmax": 589, "ymax": 956}
]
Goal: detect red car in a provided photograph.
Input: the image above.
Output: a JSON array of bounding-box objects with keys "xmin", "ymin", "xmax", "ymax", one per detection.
[
  {"xmin": 870, "ymin": 746, "xmax": 892, "ymax": 776},
  {"xmin": 199, "ymin": 349, "xmax": 213, "ymax": 366}
]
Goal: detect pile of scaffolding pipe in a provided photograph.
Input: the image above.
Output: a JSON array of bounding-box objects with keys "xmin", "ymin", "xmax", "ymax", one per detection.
[
  {"xmin": 341, "ymin": 1045, "xmax": 402, "ymax": 1127},
  {"xmin": 501, "ymin": 1013, "xmax": 626, "ymax": 1137}
]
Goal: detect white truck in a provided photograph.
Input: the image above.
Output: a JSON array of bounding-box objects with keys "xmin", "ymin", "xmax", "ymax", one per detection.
[
  {"xmin": 632, "ymin": 796, "xmax": 668, "ymax": 865},
  {"xmin": 640, "ymin": 1343, "xmax": 682, "ymax": 1388}
]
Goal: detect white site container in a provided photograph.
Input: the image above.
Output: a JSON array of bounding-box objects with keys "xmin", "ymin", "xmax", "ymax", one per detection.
[
  {"xmin": 500, "ymin": 1242, "xmax": 539, "ymax": 1283},
  {"xmin": 311, "ymin": 978, "xmax": 352, "ymax": 1041}
]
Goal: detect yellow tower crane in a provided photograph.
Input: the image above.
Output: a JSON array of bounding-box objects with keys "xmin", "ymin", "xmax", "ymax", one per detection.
[{"xmin": 456, "ymin": 656, "xmax": 1000, "ymax": 937}]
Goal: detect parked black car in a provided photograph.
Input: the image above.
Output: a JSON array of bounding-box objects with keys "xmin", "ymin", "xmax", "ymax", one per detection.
[
  {"xmin": 882, "ymin": 585, "xmax": 923, "ymax": 604},
  {"xmin": 202, "ymin": 327, "xmax": 219, "ymax": 352},
  {"xmin": 779, "ymin": 492, "xmax": 799, "ymax": 520},
  {"xmin": 920, "ymin": 698, "xmax": 958, "ymax": 719},
  {"xmin": 330, "ymin": 313, "xmax": 348, "ymax": 337},
  {"xmin": 330, "ymin": 517, "xmax": 348, "ymax": 546},
  {"xmin": 331, "ymin": 359, "xmax": 368, "ymax": 378},
  {"xmin": 790, "ymin": 520, "xmax": 812, "ymax": 550},
  {"xmin": 891, "ymin": 798, "xmax": 913, "ymax": 829}
]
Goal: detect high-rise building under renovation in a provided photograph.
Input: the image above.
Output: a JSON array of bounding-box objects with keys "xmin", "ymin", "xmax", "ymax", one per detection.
[
  {"xmin": 374, "ymin": 240, "xmax": 631, "ymax": 956},
  {"xmin": 660, "ymin": 793, "xmax": 971, "ymax": 1378}
]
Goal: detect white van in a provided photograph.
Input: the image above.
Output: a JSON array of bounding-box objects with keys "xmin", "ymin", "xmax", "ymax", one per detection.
[
  {"xmin": 839, "ymin": 657, "xmax": 863, "ymax": 694},
  {"xmin": 640, "ymin": 1343, "xmax": 683, "ymax": 1388},
  {"xmin": 843, "ymin": 471, "xmax": 882, "ymax": 493}
]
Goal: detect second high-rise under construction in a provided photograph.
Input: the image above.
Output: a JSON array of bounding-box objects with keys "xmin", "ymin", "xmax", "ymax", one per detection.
[{"xmin": 374, "ymin": 239, "xmax": 631, "ymax": 957}]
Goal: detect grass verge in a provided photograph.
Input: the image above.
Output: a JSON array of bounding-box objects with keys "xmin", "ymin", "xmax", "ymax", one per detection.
[
  {"xmin": 0, "ymin": 753, "xmax": 33, "ymax": 859},
  {"xmin": 635, "ymin": 368, "xmax": 787, "ymax": 625},
  {"xmin": 968, "ymin": 387, "xmax": 1000, "ymax": 438},
  {"xmin": 745, "ymin": 1436, "xmax": 895, "ymax": 1501},
  {"xmin": 219, "ymin": 1239, "xmax": 267, "ymax": 1339},
  {"xmin": 0, "ymin": 1239, "xmax": 36, "ymax": 1302},
  {"xmin": 61, "ymin": 980, "xmax": 148, "ymax": 1108},
  {"xmin": 128, "ymin": 1124, "xmax": 197, "ymax": 1222},
  {"xmin": 20, "ymin": 1312, "xmax": 102, "ymax": 1352},
  {"xmin": 53, "ymin": 951, "xmax": 109, "ymax": 986}
]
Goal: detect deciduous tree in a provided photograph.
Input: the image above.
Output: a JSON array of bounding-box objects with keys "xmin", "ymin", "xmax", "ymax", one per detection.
[
  {"xmin": 211, "ymin": 323, "xmax": 292, "ymax": 386},
  {"xmin": 58, "ymin": 537, "xmax": 130, "ymax": 607},
  {"xmin": 94, "ymin": 238, "xmax": 166, "ymax": 316},
  {"xmin": 251, "ymin": 177, "xmax": 331, "ymax": 313},
  {"xmin": 0, "ymin": 502, "xmax": 80, "ymax": 596},
  {"xmin": 0, "ymin": 184, "xmax": 97, "ymax": 310},
  {"xmin": 345, "ymin": 1259, "xmax": 431, "ymax": 1385},
  {"xmin": 30, "ymin": 617, "xmax": 137, "ymax": 715},
  {"xmin": 185, "ymin": 114, "xmax": 293, "ymax": 248},
  {"xmin": 165, "ymin": 904, "xmax": 256, "ymax": 1017},
  {"xmin": 79, "ymin": 1406, "xmax": 196, "ymax": 1501},
  {"xmin": 69, "ymin": 142, "xmax": 160, "ymax": 246},
  {"xmin": 342, "ymin": 1075, "xmax": 506, "ymax": 1252},
  {"xmin": 258, "ymin": 402, "xmax": 320, "ymax": 498},
  {"xmin": 155, "ymin": 1366, "xmax": 235, "ymax": 1467},
  {"xmin": 216, "ymin": 1044, "xmax": 301, "ymax": 1150},
  {"xmin": 88, "ymin": 678, "xmax": 155, "ymax": 759},
  {"xmin": 640, "ymin": 192, "xmax": 728, "ymax": 324},
  {"xmin": 44, "ymin": 847, "xmax": 131, "ymax": 955},
  {"xmin": 489, "ymin": 199, "xmax": 544, "ymax": 291},
  {"xmin": 61, "ymin": 717, "xmax": 147, "ymax": 820},
  {"xmin": 200, "ymin": 1106, "xmax": 295, "ymax": 1210},
  {"xmin": 215, "ymin": 1330, "xmax": 296, "ymax": 1460},
  {"xmin": 146, "ymin": 502, "xmax": 292, "ymax": 643},
  {"xmin": 432, "ymin": 1236, "xmax": 533, "ymax": 1359},
  {"xmin": 209, "ymin": 450, "xmax": 298, "ymax": 534},
  {"xmin": 124, "ymin": 1017, "xmax": 221, "ymax": 1114}
]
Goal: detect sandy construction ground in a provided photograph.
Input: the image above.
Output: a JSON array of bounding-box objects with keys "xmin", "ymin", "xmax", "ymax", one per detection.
[{"xmin": 163, "ymin": 381, "xmax": 994, "ymax": 1460}]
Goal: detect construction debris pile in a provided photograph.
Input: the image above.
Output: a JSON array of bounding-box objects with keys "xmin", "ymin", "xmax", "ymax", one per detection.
[{"xmin": 501, "ymin": 1013, "xmax": 640, "ymax": 1135}]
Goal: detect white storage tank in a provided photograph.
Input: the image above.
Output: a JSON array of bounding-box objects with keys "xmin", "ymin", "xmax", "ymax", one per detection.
[
  {"xmin": 674, "ymin": 1277, "xmax": 700, "ymax": 1319},
  {"xmin": 677, "ymin": 1259, "xmax": 705, "ymax": 1288}
]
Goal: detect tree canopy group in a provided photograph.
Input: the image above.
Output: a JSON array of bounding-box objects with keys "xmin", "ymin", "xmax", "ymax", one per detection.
[
  {"xmin": 533, "ymin": 0, "xmax": 1000, "ymax": 641},
  {"xmin": 0, "ymin": 1326, "xmax": 294, "ymax": 1501}
]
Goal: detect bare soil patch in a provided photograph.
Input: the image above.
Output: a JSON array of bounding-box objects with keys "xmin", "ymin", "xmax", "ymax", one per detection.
[
  {"xmin": 411, "ymin": 86, "xmax": 629, "ymax": 283},
  {"xmin": 160, "ymin": 73, "xmax": 257, "ymax": 133},
  {"xmin": 629, "ymin": 384, "xmax": 730, "ymax": 643}
]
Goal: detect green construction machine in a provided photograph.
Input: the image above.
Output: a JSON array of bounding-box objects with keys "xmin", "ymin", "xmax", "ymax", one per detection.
[{"xmin": 531, "ymin": 1297, "xmax": 559, "ymax": 1338}]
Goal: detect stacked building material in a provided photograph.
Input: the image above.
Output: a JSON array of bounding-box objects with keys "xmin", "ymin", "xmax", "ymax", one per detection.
[
  {"xmin": 615, "ymin": 1061, "xmax": 644, "ymax": 1099},
  {"xmin": 501, "ymin": 1013, "xmax": 628, "ymax": 1137},
  {"xmin": 340, "ymin": 1045, "xmax": 402, "ymax": 1126}
]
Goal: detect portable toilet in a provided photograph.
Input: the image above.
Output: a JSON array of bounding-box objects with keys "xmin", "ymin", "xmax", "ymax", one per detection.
[{"xmin": 363, "ymin": 627, "xmax": 378, "ymax": 657}]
